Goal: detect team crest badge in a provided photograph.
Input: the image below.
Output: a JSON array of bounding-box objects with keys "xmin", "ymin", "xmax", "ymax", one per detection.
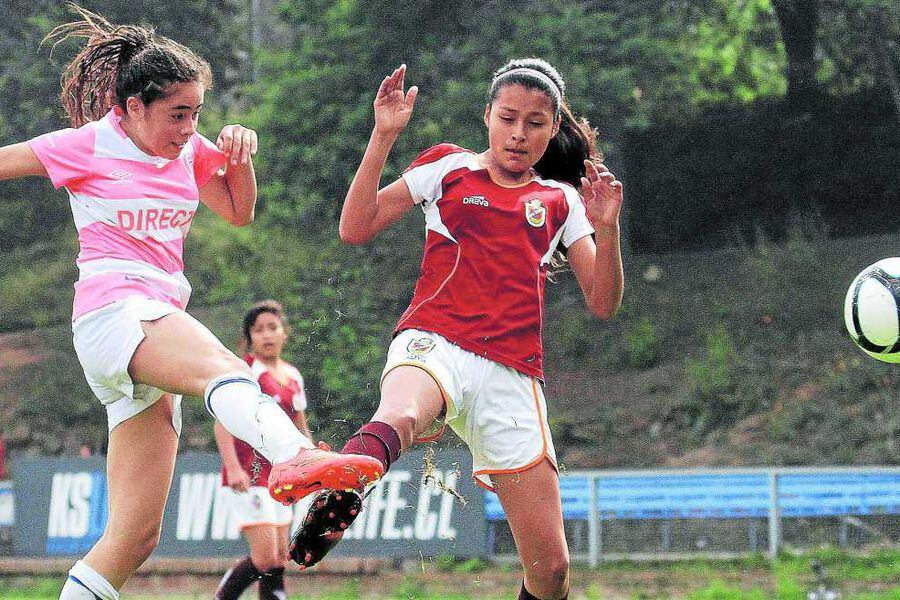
[
  {"xmin": 525, "ymin": 199, "xmax": 547, "ymax": 227},
  {"xmin": 406, "ymin": 337, "xmax": 436, "ymax": 358}
]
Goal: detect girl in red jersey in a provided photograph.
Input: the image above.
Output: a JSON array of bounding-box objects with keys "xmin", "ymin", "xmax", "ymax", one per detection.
[
  {"xmin": 0, "ymin": 6, "xmax": 380, "ymax": 600},
  {"xmin": 215, "ymin": 301, "xmax": 313, "ymax": 600},
  {"xmin": 290, "ymin": 59, "xmax": 623, "ymax": 600}
]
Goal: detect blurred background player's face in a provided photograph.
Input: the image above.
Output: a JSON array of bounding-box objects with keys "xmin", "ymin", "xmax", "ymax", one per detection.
[
  {"xmin": 249, "ymin": 312, "xmax": 287, "ymax": 360},
  {"xmin": 484, "ymin": 83, "xmax": 560, "ymax": 178},
  {"xmin": 125, "ymin": 80, "xmax": 205, "ymax": 160}
]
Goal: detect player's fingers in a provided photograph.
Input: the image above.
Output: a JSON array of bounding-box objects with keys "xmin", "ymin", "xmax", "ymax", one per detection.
[
  {"xmin": 249, "ymin": 129, "xmax": 258, "ymax": 156},
  {"xmin": 240, "ymin": 129, "xmax": 254, "ymax": 164},
  {"xmin": 217, "ymin": 125, "xmax": 233, "ymax": 151},
  {"xmin": 229, "ymin": 129, "xmax": 244, "ymax": 164},
  {"xmin": 376, "ymin": 75, "xmax": 392, "ymax": 98},
  {"xmin": 406, "ymin": 85, "xmax": 419, "ymax": 109}
]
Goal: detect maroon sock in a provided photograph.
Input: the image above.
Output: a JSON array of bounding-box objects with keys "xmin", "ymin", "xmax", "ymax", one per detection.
[
  {"xmin": 258, "ymin": 567, "xmax": 285, "ymax": 600},
  {"xmin": 215, "ymin": 556, "xmax": 261, "ymax": 600},
  {"xmin": 340, "ymin": 421, "xmax": 401, "ymax": 471},
  {"xmin": 518, "ymin": 583, "xmax": 567, "ymax": 600}
]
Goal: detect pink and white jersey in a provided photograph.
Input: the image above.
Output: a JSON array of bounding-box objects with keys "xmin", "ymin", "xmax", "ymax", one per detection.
[
  {"xmin": 28, "ymin": 108, "xmax": 226, "ymax": 320},
  {"xmin": 398, "ymin": 143, "xmax": 594, "ymax": 379}
]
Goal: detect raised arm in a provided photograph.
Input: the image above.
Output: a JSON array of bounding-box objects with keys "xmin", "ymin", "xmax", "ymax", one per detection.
[
  {"xmin": 568, "ymin": 160, "xmax": 625, "ymax": 320},
  {"xmin": 0, "ymin": 143, "xmax": 48, "ymax": 181},
  {"xmin": 339, "ymin": 65, "xmax": 419, "ymax": 245},
  {"xmin": 199, "ymin": 124, "xmax": 258, "ymax": 226}
]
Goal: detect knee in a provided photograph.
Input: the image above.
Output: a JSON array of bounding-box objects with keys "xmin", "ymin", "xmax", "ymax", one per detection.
[
  {"xmin": 105, "ymin": 519, "xmax": 162, "ymax": 567},
  {"xmin": 215, "ymin": 350, "xmax": 252, "ymax": 377},
  {"xmin": 251, "ymin": 550, "xmax": 285, "ymax": 573},
  {"xmin": 527, "ymin": 553, "xmax": 569, "ymax": 597}
]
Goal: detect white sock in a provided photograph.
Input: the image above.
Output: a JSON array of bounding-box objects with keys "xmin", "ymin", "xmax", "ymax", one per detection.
[
  {"xmin": 204, "ymin": 373, "xmax": 312, "ymax": 464},
  {"xmin": 60, "ymin": 560, "xmax": 119, "ymax": 600}
]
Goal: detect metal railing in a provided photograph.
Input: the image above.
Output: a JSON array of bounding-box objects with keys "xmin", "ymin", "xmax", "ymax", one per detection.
[{"xmin": 485, "ymin": 466, "xmax": 900, "ymax": 565}]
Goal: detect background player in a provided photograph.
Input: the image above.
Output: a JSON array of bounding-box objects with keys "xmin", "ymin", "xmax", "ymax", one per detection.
[
  {"xmin": 0, "ymin": 6, "xmax": 381, "ymax": 599},
  {"xmin": 215, "ymin": 300, "xmax": 313, "ymax": 600},
  {"xmin": 289, "ymin": 59, "xmax": 624, "ymax": 600}
]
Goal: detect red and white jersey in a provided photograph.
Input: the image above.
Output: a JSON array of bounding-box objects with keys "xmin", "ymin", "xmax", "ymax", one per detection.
[
  {"xmin": 396, "ymin": 143, "xmax": 594, "ymax": 379},
  {"xmin": 28, "ymin": 108, "xmax": 226, "ymax": 321},
  {"xmin": 223, "ymin": 355, "xmax": 308, "ymax": 486}
]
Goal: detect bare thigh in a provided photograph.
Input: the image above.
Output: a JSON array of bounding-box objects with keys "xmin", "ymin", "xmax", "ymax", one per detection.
[
  {"xmin": 82, "ymin": 395, "xmax": 180, "ymax": 589},
  {"xmin": 374, "ymin": 366, "xmax": 446, "ymax": 450},
  {"xmin": 491, "ymin": 459, "xmax": 569, "ymax": 599},
  {"xmin": 128, "ymin": 310, "xmax": 251, "ymax": 398}
]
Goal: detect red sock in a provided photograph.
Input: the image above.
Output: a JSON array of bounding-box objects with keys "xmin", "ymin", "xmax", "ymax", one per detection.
[{"xmin": 340, "ymin": 421, "xmax": 401, "ymax": 471}]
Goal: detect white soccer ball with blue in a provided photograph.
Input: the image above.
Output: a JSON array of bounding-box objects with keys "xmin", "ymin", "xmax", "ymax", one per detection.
[{"xmin": 843, "ymin": 257, "xmax": 900, "ymax": 364}]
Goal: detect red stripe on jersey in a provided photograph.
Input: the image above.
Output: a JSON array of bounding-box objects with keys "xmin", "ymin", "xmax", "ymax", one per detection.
[{"xmin": 404, "ymin": 143, "xmax": 474, "ymax": 173}]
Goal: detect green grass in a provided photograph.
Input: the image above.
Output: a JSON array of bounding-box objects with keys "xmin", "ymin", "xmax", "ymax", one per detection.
[{"xmin": 1, "ymin": 551, "xmax": 898, "ymax": 599}]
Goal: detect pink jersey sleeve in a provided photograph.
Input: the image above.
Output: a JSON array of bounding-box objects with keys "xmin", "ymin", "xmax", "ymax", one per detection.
[
  {"xmin": 28, "ymin": 126, "xmax": 97, "ymax": 190},
  {"xmin": 192, "ymin": 134, "xmax": 227, "ymax": 188}
]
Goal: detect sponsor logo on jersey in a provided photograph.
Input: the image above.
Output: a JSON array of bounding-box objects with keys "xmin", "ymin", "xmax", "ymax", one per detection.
[
  {"xmin": 462, "ymin": 195, "xmax": 490, "ymax": 207},
  {"xmin": 406, "ymin": 336, "xmax": 436, "ymax": 358},
  {"xmin": 117, "ymin": 208, "xmax": 196, "ymax": 232},
  {"xmin": 108, "ymin": 169, "xmax": 132, "ymax": 180},
  {"xmin": 525, "ymin": 199, "xmax": 547, "ymax": 227}
]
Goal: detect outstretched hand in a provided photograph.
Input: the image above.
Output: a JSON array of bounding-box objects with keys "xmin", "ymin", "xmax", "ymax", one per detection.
[
  {"xmin": 580, "ymin": 160, "xmax": 623, "ymax": 231},
  {"xmin": 373, "ymin": 64, "xmax": 418, "ymax": 137}
]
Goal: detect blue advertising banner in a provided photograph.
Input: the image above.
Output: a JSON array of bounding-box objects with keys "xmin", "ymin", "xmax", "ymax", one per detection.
[{"xmin": 12, "ymin": 447, "xmax": 485, "ymax": 558}]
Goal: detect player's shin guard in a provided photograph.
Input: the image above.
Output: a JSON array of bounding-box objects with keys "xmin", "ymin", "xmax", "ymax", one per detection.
[
  {"xmin": 60, "ymin": 560, "xmax": 119, "ymax": 600},
  {"xmin": 340, "ymin": 421, "xmax": 402, "ymax": 471},
  {"xmin": 204, "ymin": 373, "xmax": 312, "ymax": 464}
]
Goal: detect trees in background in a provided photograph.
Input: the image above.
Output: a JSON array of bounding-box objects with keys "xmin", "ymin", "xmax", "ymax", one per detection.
[{"xmin": 2, "ymin": 0, "xmax": 898, "ymax": 442}]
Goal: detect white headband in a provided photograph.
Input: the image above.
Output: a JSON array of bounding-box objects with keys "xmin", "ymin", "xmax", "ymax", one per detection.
[{"xmin": 494, "ymin": 67, "xmax": 563, "ymax": 101}]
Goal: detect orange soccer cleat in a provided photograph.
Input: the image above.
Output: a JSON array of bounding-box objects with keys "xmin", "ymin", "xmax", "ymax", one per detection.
[{"xmin": 268, "ymin": 446, "xmax": 383, "ymax": 505}]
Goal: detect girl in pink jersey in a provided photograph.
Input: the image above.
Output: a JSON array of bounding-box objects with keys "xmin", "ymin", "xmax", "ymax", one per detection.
[
  {"xmin": 289, "ymin": 60, "xmax": 624, "ymax": 600},
  {"xmin": 215, "ymin": 301, "xmax": 313, "ymax": 600},
  {"xmin": 0, "ymin": 7, "xmax": 380, "ymax": 600}
]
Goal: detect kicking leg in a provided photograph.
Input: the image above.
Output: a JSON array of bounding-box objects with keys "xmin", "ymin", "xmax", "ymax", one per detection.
[
  {"xmin": 129, "ymin": 311, "xmax": 382, "ymax": 503},
  {"xmin": 288, "ymin": 365, "xmax": 444, "ymax": 567}
]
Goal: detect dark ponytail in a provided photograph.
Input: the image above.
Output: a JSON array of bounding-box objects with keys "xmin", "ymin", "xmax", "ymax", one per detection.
[
  {"xmin": 489, "ymin": 58, "xmax": 600, "ymax": 187},
  {"xmin": 45, "ymin": 3, "xmax": 213, "ymax": 127}
]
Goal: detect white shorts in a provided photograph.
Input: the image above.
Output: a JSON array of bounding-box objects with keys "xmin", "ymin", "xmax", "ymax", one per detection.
[
  {"xmin": 227, "ymin": 486, "xmax": 295, "ymax": 530},
  {"xmin": 72, "ymin": 297, "xmax": 183, "ymax": 434},
  {"xmin": 382, "ymin": 329, "xmax": 557, "ymax": 491}
]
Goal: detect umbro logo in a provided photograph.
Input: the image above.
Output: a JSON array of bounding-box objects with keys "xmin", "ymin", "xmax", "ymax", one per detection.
[
  {"xmin": 108, "ymin": 169, "xmax": 132, "ymax": 180},
  {"xmin": 462, "ymin": 195, "xmax": 490, "ymax": 207}
]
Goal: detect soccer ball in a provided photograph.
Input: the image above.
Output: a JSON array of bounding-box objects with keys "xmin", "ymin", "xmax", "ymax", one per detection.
[{"xmin": 843, "ymin": 257, "xmax": 900, "ymax": 363}]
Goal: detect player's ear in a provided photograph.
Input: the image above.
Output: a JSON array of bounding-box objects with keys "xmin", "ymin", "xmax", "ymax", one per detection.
[
  {"xmin": 483, "ymin": 103, "xmax": 491, "ymax": 129},
  {"xmin": 125, "ymin": 95, "xmax": 146, "ymax": 119}
]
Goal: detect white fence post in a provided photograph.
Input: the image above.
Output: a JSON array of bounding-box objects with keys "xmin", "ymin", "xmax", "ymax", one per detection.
[
  {"xmin": 768, "ymin": 471, "xmax": 781, "ymax": 559},
  {"xmin": 588, "ymin": 474, "xmax": 600, "ymax": 567}
]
